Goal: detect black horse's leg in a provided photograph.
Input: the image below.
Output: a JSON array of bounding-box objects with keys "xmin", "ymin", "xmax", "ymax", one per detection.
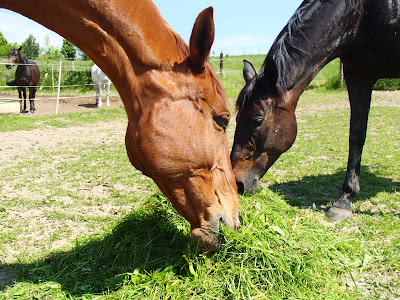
[
  {"xmin": 29, "ymin": 87, "xmax": 37, "ymax": 113},
  {"xmin": 22, "ymin": 87, "xmax": 27, "ymax": 112},
  {"xmin": 326, "ymin": 70, "xmax": 374, "ymax": 221},
  {"xmin": 17, "ymin": 87, "xmax": 23, "ymax": 112}
]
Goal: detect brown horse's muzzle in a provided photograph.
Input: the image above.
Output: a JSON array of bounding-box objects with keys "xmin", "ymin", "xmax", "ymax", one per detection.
[
  {"xmin": 190, "ymin": 206, "xmax": 240, "ymax": 251},
  {"xmin": 156, "ymin": 169, "xmax": 240, "ymax": 251}
]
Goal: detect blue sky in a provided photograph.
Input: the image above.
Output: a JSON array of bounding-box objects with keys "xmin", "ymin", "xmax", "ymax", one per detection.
[{"xmin": 0, "ymin": 1, "xmax": 302, "ymax": 56}]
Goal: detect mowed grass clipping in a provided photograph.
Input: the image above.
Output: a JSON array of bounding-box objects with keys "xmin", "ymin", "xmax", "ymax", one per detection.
[{"xmin": 0, "ymin": 56, "xmax": 400, "ymax": 298}]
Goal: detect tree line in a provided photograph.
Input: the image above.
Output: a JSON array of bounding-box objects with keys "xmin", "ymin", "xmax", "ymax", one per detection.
[{"xmin": 0, "ymin": 31, "xmax": 89, "ymax": 61}]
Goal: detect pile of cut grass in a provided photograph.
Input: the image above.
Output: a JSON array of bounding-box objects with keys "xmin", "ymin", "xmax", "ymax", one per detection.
[{"xmin": 1, "ymin": 192, "xmax": 363, "ymax": 299}]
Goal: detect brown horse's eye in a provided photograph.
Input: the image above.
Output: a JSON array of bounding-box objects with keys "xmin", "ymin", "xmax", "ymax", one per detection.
[{"xmin": 213, "ymin": 114, "xmax": 229, "ymax": 131}]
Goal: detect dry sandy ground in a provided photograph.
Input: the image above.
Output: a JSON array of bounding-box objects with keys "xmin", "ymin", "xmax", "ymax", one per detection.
[{"xmin": 3, "ymin": 93, "xmax": 124, "ymax": 116}]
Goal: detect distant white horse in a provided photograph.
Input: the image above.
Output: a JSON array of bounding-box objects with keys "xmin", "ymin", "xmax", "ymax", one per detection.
[{"xmin": 91, "ymin": 64, "xmax": 111, "ymax": 107}]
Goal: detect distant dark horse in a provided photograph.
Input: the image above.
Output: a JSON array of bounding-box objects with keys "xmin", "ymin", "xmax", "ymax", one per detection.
[
  {"xmin": 6, "ymin": 47, "xmax": 40, "ymax": 113},
  {"xmin": 231, "ymin": 0, "xmax": 400, "ymax": 220}
]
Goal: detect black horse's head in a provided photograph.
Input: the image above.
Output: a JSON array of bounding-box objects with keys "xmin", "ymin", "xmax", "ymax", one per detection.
[
  {"xmin": 6, "ymin": 46, "xmax": 22, "ymax": 69},
  {"xmin": 231, "ymin": 58, "xmax": 297, "ymax": 194}
]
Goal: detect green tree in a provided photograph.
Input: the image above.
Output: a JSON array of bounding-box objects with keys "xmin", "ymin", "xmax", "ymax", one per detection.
[
  {"xmin": 41, "ymin": 35, "xmax": 61, "ymax": 61},
  {"xmin": 21, "ymin": 34, "xmax": 40, "ymax": 59},
  {"xmin": 61, "ymin": 39, "xmax": 76, "ymax": 59},
  {"xmin": 0, "ymin": 32, "xmax": 10, "ymax": 56},
  {"xmin": 77, "ymin": 48, "xmax": 89, "ymax": 60}
]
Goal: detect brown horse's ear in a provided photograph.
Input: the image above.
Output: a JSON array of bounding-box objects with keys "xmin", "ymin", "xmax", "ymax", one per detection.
[
  {"xmin": 259, "ymin": 55, "xmax": 278, "ymax": 88},
  {"xmin": 243, "ymin": 60, "xmax": 257, "ymax": 83},
  {"xmin": 189, "ymin": 7, "xmax": 214, "ymax": 73}
]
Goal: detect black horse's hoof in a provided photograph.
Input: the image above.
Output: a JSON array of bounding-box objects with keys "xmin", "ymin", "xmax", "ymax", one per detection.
[
  {"xmin": 21, "ymin": 110, "xmax": 28, "ymax": 114},
  {"xmin": 326, "ymin": 206, "xmax": 352, "ymax": 220},
  {"xmin": 326, "ymin": 193, "xmax": 353, "ymax": 221}
]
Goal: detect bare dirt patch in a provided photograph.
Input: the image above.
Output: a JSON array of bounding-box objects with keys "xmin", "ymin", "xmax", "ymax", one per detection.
[
  {"xmin": 296, "ymin": 90, "xmax": 400, "ymax": 114},
  {"xmin": 0, "ymin": 93, "xmax": 124, "ymax": 116},
  {"xmin": 0, "ymin": 95, "xmax": 136, "ymax": 265}
]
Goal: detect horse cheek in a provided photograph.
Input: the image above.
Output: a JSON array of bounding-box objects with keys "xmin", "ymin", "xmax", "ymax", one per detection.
[{"xmin": 275, "ymin": 110, "xmax": 297, "ymax": 154}]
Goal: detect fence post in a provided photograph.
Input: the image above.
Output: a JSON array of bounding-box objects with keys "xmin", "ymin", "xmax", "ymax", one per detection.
[
  {"xmin": 51, "ymin": 64, "xmax": 55, "ymax": 93},
  {"xmin": 55, "ymin": 61, "xmax": 62, "ymax": 115},
  {"xmin": 219, "ymin": 50, "xmax": 224, "ymax": 77}
]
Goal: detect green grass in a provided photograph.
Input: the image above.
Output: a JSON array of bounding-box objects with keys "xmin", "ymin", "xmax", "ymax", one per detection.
[{"xmin": 1, "ymin": 55, "xmax": 400, "ymax": 299}]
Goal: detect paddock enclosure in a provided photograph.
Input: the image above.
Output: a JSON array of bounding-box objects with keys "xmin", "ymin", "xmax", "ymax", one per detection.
[{"xmin": 0, "ymin": 59, "xmax": 120, "ymax": 115}]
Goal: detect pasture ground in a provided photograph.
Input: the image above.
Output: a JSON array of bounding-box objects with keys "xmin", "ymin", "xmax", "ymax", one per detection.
[{"xmin": 0, "ymin": 89, "xmax": 400, "ymax": 299}]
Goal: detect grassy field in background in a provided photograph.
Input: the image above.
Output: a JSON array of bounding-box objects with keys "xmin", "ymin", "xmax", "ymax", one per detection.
[
  {"xmin": 0, "ymin": 54, "xmax": 341, "ymax": 99},
  {"xmin": 209, "ymin": 55, "xmax": 343, "ymax": 102},
  {"xmin": 0, "ymin": 55, "xmax": 399, "ymax": 299}
]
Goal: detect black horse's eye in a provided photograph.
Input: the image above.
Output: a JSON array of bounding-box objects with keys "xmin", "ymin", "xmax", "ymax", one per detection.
[
  {"xmin": 253, "ymin": 117, "xmax": 264, "ymax": 128},
  {"xmin": 214, "ymin": 114, "xmax": 230, "ymax": 131}
]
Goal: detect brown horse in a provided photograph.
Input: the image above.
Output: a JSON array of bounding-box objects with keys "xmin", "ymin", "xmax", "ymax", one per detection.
[
  {"xmin": 2, "ymin": 0, "xmax": 239, "ymax": 250},
  {"xmin": 231, "ymin": 0, "xmax": 400, "ymax": 221},
  {"xmin": 6, "ymin": 46, "xmax": 40, "ymax": 113}
]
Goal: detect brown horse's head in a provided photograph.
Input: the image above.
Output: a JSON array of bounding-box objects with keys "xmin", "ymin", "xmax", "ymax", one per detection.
[
  {"xmin": 231, "ymin": 58, "xmax": 297, "ymax": 194},
  {"xmin": 1, "ymin": 0, "xmax": 238, "ymax": 250},
  {"xmin": 6, "ymin": 46, "xmax": 22, "ymax": 69},
  {"xmin": 125, "ymin": 7, "xmax": 239, "ymax": 250}
]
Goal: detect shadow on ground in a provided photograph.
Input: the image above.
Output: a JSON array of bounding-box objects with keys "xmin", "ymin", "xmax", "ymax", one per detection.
[
  {"xmin": 0, "ymin": 194, "xmax": 196, "ymax": 297},
  {"xmin": 267, "ymin": 166, "xmax": 400, "ymax": 215},
  {"xmin": 79, "ymin": 103, "xmax": 98, "ymax": 109}
]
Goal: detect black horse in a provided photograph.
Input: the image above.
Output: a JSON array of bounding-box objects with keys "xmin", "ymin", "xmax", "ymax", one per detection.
[
  {"xmin": 6, "ymin": 47, "xmax": 40, "ymax": 113},
  {"xmin": 231, "ymin": 0, "xmax": 400, "ymax": 220}
]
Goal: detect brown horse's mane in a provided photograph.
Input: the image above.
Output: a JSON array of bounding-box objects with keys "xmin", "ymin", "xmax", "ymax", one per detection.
[{"xmin": 172, "ymin": 30, "xmax": 225, "ymax": 97}]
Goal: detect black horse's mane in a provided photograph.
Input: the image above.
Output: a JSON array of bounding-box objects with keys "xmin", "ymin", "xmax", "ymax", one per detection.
[
  {"xmin": 236, "ymin": 0, "xmax": 365, "ymax": 112},
  {"xmin": 259, "ymin": 0, "xmax": 363, "ymax": 92}
]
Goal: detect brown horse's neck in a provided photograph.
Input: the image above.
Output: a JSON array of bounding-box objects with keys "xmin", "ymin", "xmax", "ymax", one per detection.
[{"xmin": 2, "ymin": 0, "xmax": 184, "ymax": 109}]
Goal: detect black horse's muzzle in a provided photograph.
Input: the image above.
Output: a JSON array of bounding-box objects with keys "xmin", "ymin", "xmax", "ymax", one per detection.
[{"xmin": 236, "ymin": 178, "xmax": 259, "ymax": 195}]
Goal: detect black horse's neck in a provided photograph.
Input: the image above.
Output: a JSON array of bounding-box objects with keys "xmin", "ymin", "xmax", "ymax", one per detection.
[{"xmin": 262, "ymin": 0, "xmax": 364, "ymax": 93}]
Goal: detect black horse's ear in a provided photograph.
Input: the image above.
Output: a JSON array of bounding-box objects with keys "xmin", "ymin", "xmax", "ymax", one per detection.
[
  {"xmin": 243, "ymin": 60, "xmax": 257, "ymax": 83},
  {"xmin": 189, "ymin": 7, "xmax": 214, "ymax": 73},
  {"xmin": 18, "ymin": 46, "xmax": 22, "ymax": 52},
  {"xmin": 259, "ymin": 55, "xmax": 278, "ymax": 88}
]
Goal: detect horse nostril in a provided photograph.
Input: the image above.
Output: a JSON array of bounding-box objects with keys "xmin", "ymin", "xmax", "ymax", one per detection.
[
  {"xmin": 236, "ymin": 181, "xmax": 245, "ymax": 194},
  {"xmin": 250, "ymin": 179, "xmax": 258, "ymax": 194}
]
